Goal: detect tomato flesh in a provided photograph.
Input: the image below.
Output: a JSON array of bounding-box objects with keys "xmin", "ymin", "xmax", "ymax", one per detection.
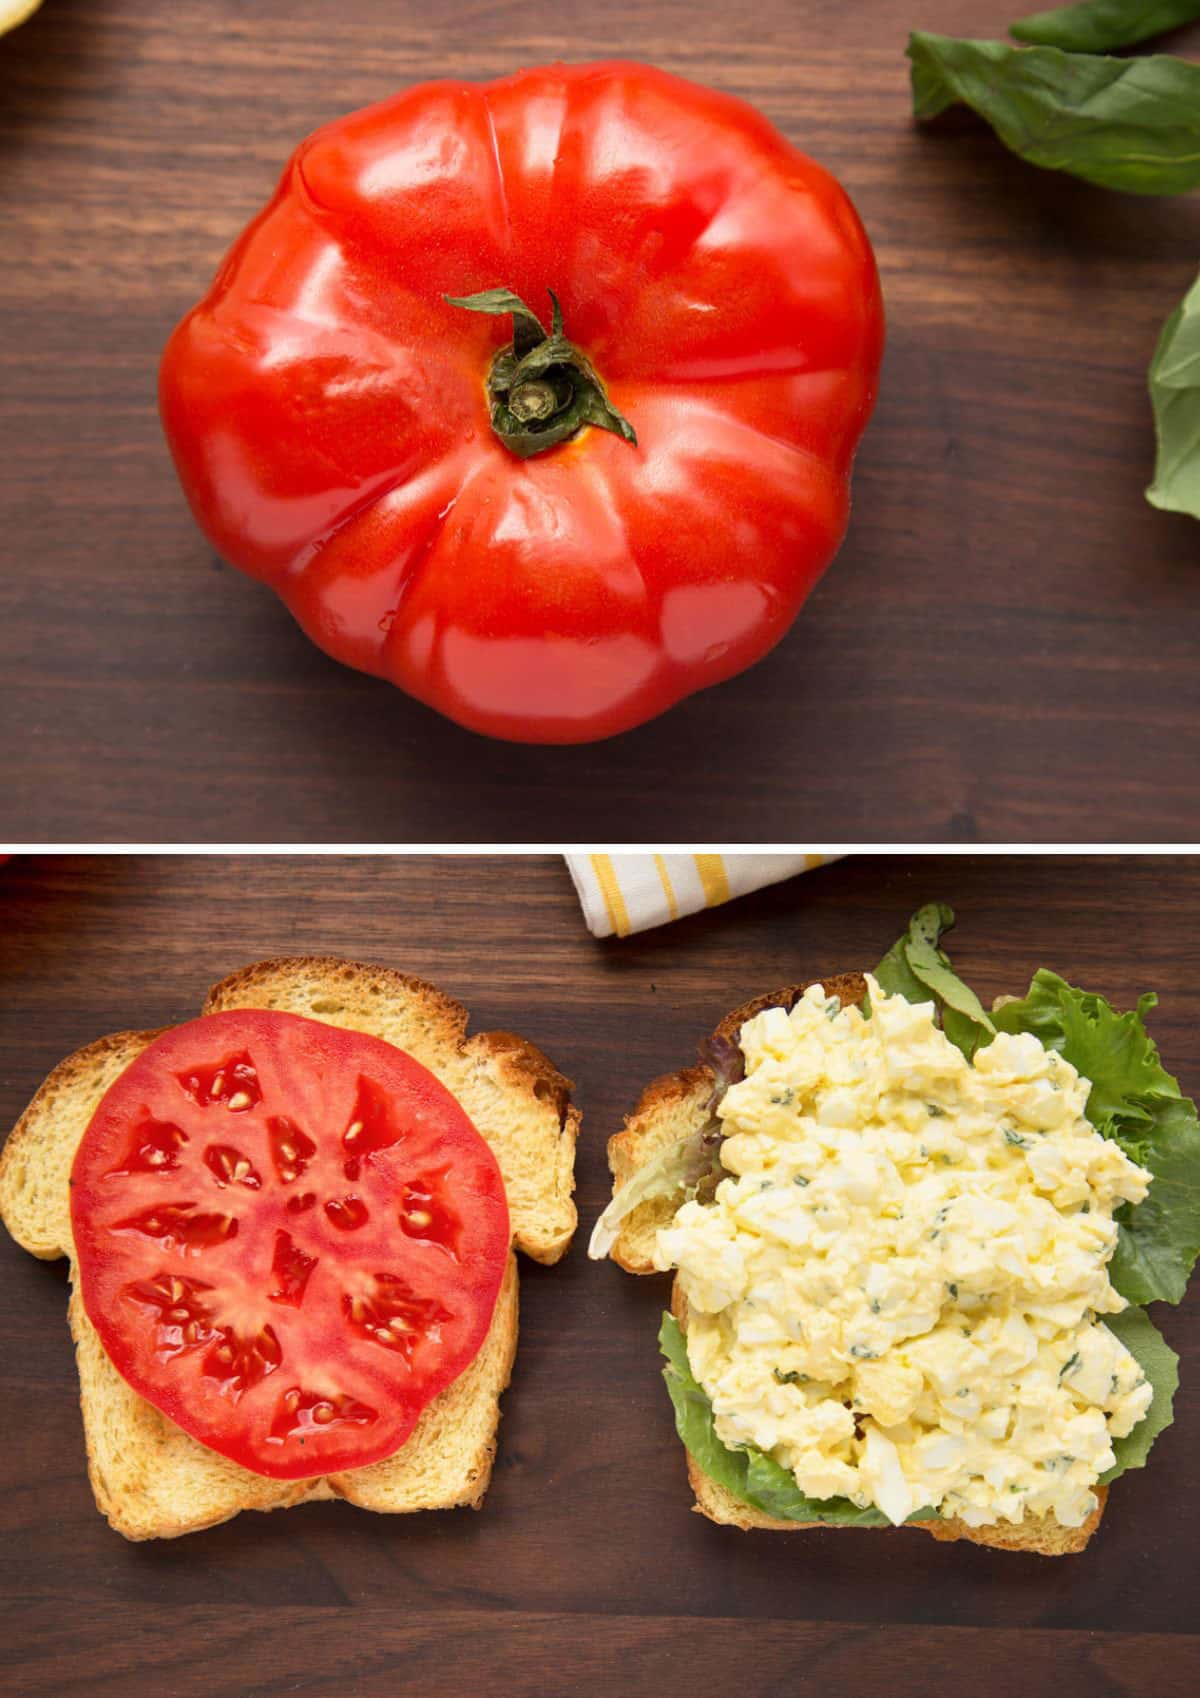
[{"xmin": 70, "ymin": 1011, "xmax": 510, "ymax": 1479}]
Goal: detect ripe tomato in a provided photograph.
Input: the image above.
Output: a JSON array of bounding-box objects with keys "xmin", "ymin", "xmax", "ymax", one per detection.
[
  {"xmin": 160, "ymin": 61, "xmax": 883, "ymax": 743},
  {"xmin": 70, "ymin": 1011, "xmax": 509, "ymax": 1479}
]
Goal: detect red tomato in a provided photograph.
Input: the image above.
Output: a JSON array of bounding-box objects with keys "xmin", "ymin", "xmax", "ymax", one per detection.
[
  {"xmin": 160, "ymin": 61, "xmax": 883, "ymax": 743},
  {"xmin": 70, "ymin": 1011, "xmax": 509, "ymax": 1479}
]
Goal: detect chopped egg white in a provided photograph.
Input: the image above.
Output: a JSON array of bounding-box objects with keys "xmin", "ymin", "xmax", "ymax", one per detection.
[{"xmin": 654, "ymin": 978, "xmax": 1153, "ymax": 1529}]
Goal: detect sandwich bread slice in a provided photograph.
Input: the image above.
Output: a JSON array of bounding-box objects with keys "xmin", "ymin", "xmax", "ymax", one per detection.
[
  {"xmin": 594, "ymin": 912, "xmax": 1193, "ymax": 1556},
  {"xmin": 0, "ymin": 956, "xmax": 579, "ymax": 1540}
]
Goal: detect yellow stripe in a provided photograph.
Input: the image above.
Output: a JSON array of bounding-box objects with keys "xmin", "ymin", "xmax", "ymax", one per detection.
[
  {"xmin": 590, "ymin": 854, "xmax": 632, "ymax": 938},
  {"xmin": 653, "ymin": 854, "xmax": 679, "ymax": 922},
  {"xmin": 804, "ymin": 853, "xmax": 824, "ymax": 871},
  {"xmin": 693, "ymin": 854, "xmax": 731, "ymax": 909}
]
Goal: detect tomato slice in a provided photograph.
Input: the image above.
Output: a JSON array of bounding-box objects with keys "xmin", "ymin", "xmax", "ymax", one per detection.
[{"xmin": 70, "ymin": 1010, "xmax": 510, "ymax": 1479}]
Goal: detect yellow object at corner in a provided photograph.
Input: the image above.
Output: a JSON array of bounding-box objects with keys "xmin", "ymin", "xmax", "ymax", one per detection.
[{"xmin": 0, "ymin": 0, "xmax": 42, "ymax": 33}]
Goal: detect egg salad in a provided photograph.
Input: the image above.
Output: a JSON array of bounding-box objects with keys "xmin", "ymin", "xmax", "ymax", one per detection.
[{"xmin": 653, "ymin": 977, "xmax": 1155, "ymax": 1530}]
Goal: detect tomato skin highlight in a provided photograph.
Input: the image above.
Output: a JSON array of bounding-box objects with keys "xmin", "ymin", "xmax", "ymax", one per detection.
[
  {"xmin": 160, "ymin": 60, "xmax": 883, "ymax": 743},
  {"xmin": 70, "ymin": 1011, "xmax": 510, "ymax": 1480}
]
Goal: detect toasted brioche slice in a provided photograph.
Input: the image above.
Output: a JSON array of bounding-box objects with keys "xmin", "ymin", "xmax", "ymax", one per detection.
[
  {"xmin": 204, "ymin": 957, "xmax": 577, "ymax": 1265},
  {"xmin": 605, "ymin": 974, "xmax": 1104, "ymax": 1557},
  {"xmin": 0, "ymin": 959, "xmax": 579, "ymax": 1540}
]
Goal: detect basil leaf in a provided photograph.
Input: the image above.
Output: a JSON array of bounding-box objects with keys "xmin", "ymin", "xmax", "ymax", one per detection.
[
  {"xmin": 1147, "ymin": 271, "xmax": 1200, "ymax": 521},
  {"xmin": 1012, "ymin": 0, "xmax": 1200, "ymax": 52},
  {"xmin": 908, "ymin": 32, "xmax": 1200, "ymax": 195},
  {"xmin": 873, "ymin": 903, "xmax": 994, "ymax": 1060},
  {"xmin": 1100, "ymin": 1306, "xmax": 1179, "ymax": 1481},
  {"xmin": 994, "ymin": 971, "xmax": 1200, "ymax": 1304},
  {"xmin": 659, "ymin": 1315, "xmax": 935, "ymax": 1526},
  {"xmin": 872, "ymin": 924, "xmax": 934, "ymax": 1009},
  {"xmin": 904, "ymin": 904, "xmax": 996, "ymax": 1049}
]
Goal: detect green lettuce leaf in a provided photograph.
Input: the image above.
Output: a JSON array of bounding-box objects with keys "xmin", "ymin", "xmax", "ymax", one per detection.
[
  {"xmin": 658, "ymin": 1315, "xmax": 935, "ymax": 1526},
  {"xmin": 873, "ymin": 902, "xmax": 995, "ymax": 1059},
  {"xmin": 908, "ymin": 32, "xmax": 1200, "ymax": 195},
  {"xmin": 1147, "ymin": 271, "xmax": 1200, "ymax": 522},
  {"xmin": 1011, "ymin": 0, "xmax": 1200, "ymax": 52},
  {"xmin": 1101, "ymin": 1305, "xmax": 1180, "ymax": 1481},
  {"xmin": 588, "ymin": 1130, "xmax": 717, "ymax": 1259},
  {"xmin": 589, "ymin": 1033, "xmax": 743, "ymax": 1260},
  {"xmin": 993, "ymin": 970, "xmax": 1200, "ymax": 1304}
]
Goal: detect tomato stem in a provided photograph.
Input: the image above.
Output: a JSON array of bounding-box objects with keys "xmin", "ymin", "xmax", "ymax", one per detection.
[{"xmin": 444, "ymin": 287, "xmax": 638, "ymax": 459}]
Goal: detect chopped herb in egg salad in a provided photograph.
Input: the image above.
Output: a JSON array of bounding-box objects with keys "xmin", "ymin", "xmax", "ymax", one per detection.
[{"xmin": 595, "ymin": 906, "xmax": 1199, "ymax": 1535}]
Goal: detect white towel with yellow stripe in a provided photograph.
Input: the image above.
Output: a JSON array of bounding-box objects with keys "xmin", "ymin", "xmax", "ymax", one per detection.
[{"xmin": 566, "ymin": 853, "xmax": 837, "ymax": 939}]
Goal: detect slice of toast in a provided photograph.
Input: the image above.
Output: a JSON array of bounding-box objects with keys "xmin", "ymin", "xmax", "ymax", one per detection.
[
  {"xmin": 0, "ymin": 958, "xmax": 579, "ymax": 1540},
  {"xmin": 604, "ymin": 973, "xmax": 1105, "ymax": 1557}
]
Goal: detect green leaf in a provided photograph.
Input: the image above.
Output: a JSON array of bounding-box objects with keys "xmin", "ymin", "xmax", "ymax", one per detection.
[
  {"xmin": 1110, "ymin": 1094, "xmax": 1200, "ymax": 1303},
  {"xmin": 872, "ymin": 925, "xmax": 934, "ymax": 1009},
  {"xmin": 1100, "ymin": 1306, "xmax": 1179, "ymax": 1481},
  {"xmin": 1147, "ymin": 271, "xmax": 1200, "ymax": 521},
  {"xmin": 577, "ymin": 385, "xmax": 640, "ymax": 445},
  {"xmin": 905, "ymin": 905, "xmax": 996, "ymax": 1047},
  {"xmin": 444, "ymin": 287, "xmax": 547, "ymax": 341},
  {"xmin": 658, "ymin": 1315, "xmax": 936, "ymax": 1527},
  {"xmin": 872, "ymin": 904, "xmax": 994, "ymax": 1060},
  {"xmin": 588, "ymin": 1127, "xmax": 723, "ymax": 1260},
  {"xmin": 1011, "ymin": 0, "xmax": 1200, "ymax": 53},
  {"xmin": 908, "ymin": 32, "xmax": 1200, "ymax": 195},
  {"xmin": 994, "ymin": 971, "xmax": 1200, "ymax": 1303}
]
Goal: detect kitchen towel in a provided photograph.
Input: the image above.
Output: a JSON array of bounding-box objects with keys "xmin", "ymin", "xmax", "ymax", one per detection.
[{"xmin": 566, "ymin": 853, "xmax": 838, "ymax": 938}]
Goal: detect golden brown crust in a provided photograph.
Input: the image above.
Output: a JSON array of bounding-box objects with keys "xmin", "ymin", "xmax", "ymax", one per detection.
[
  {"xmin": 460, "ymin": 1027, "xmax": 582, "ymax": 1268},
  {"xmin": 0, "ymin": 1029, "xmax": 165, "ymax": 1259},
  {"xmin": 923, "ymin": 1489, "xmax": 1106, "ymax": 1555},
  {"xmin": 685, "ymin": 1455, "xmax": 1105, "ymax": 1552},
  {"xmin": 459, "ymin": 1257, "xmax": 521, "ymax": 1511},
  {"xmin": 620, "ymin": 975, "xmax": 1107, "ymax": 1556},
  {"xmin": 708, "ymin": 974, "xmax": 869, "ymax": 1046},
  {"xmin": 203, "ymin": 955, "xmax": 471, "ymax": 1044},
  {"xmin": 470, "ymin": 1028, "xmax": 576, "ymax": 1123}
]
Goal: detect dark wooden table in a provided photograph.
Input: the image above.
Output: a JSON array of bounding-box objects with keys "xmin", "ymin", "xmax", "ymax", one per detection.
[
  {"xmin": 1, "ymin": 852, "xmax": 1197, "ymax": 1696},
  {"xmin": 2, "ymin": 2, "xmax": 1199, "ymax": 843}
]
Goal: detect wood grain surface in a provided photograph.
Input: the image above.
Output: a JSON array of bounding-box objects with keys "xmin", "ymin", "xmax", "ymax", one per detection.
[
  {"xmin": 2, "ymin": 2, "xmax": 1199, "ymax": 843},
  {"xmin": 0, "ymin": 852, "xmax": 1197, "ymax": 1696}
]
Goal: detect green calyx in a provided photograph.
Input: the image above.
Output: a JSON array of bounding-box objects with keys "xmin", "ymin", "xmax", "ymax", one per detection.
[{"xmin": 444, "ymin": 287, "xmax": 638, "ymax": 459}]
